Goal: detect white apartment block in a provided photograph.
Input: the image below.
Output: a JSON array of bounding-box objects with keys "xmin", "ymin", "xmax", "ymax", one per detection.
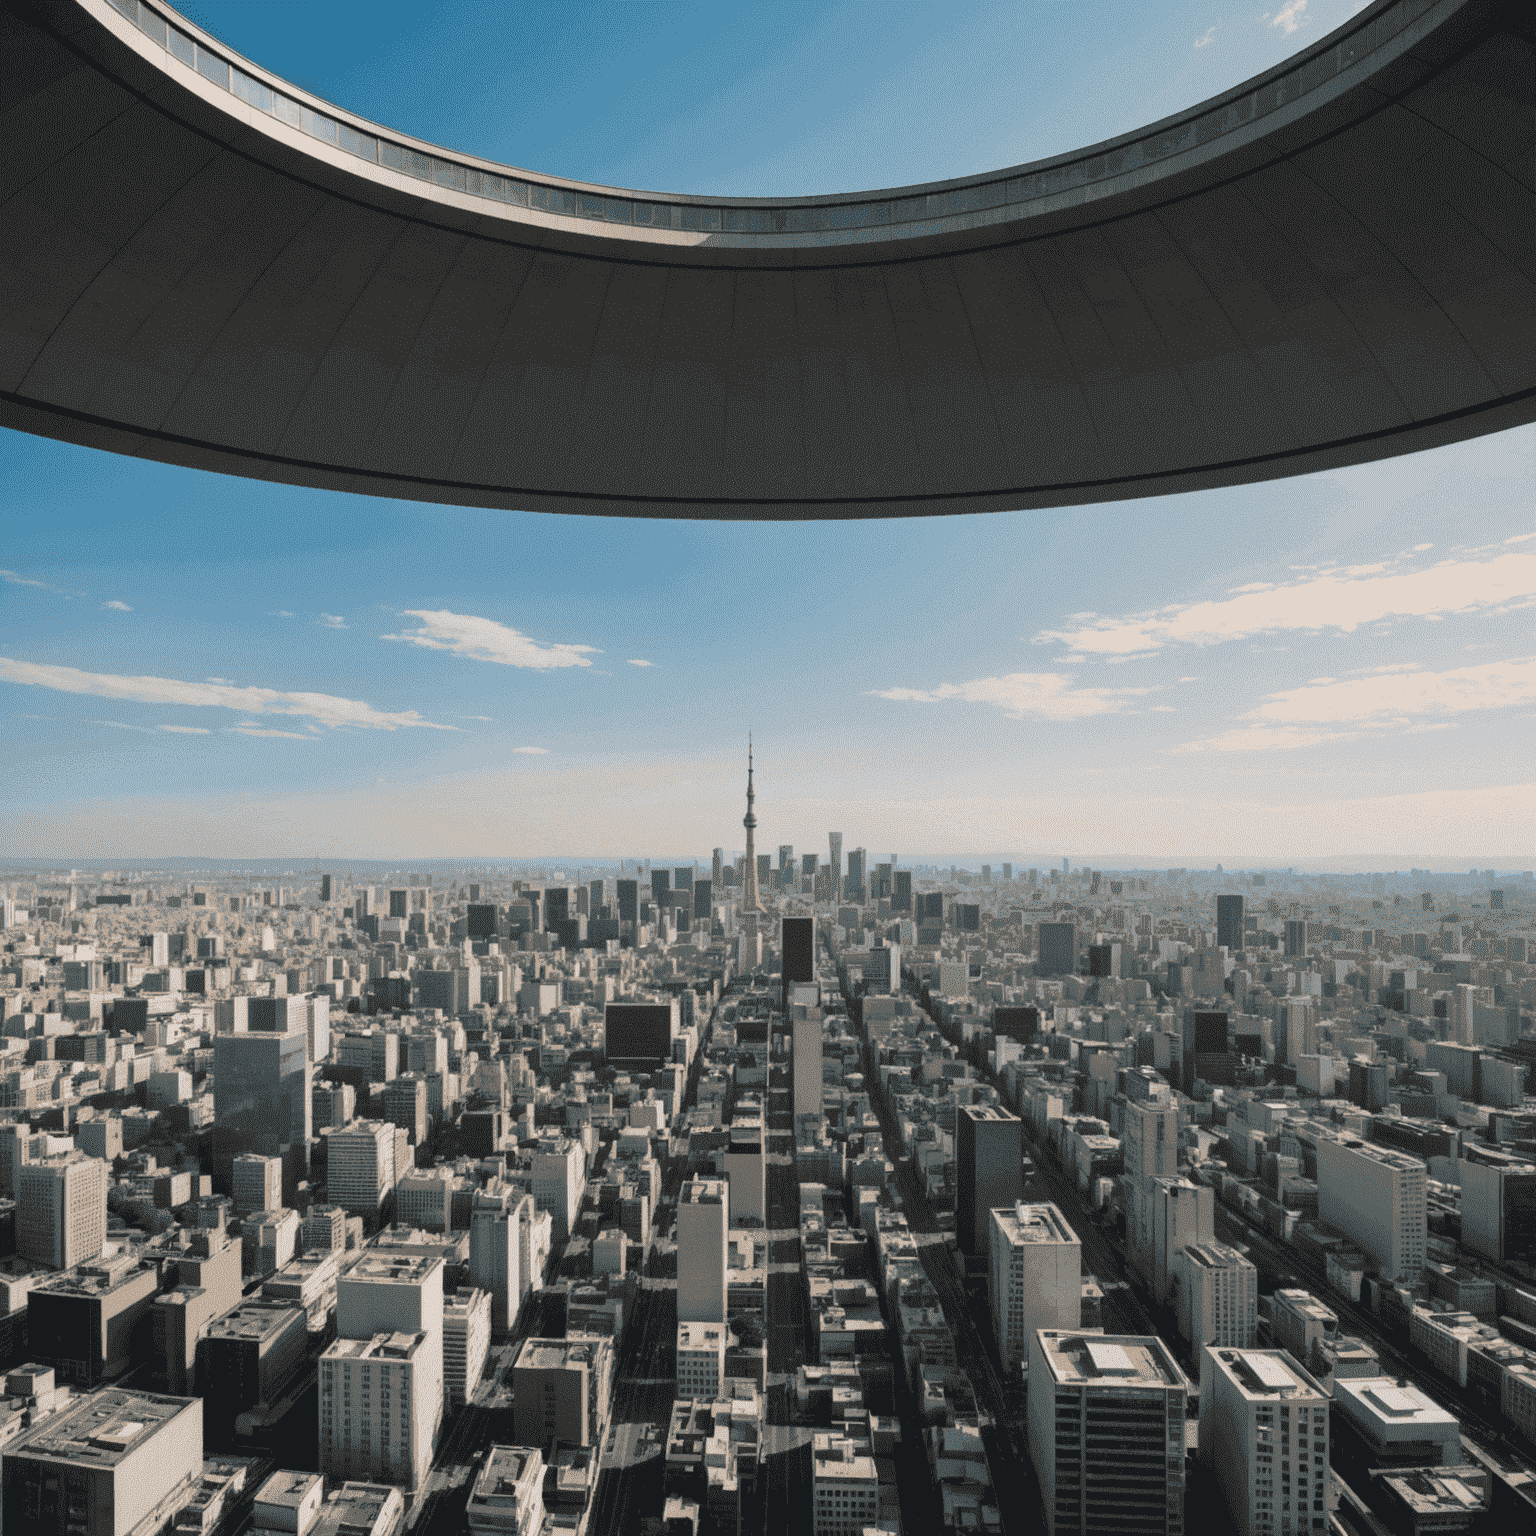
[
  {"xmin": 989, "ymin": 1202, "xmax": 1081, "ymax": 1371},
  {"xmin": 1176, "ymin": 1242, "xmax": 1258, "ymax": 1372},
  {"xmin": 444, "ymin": 1287, "xmax": 491, "ymax": 1411},
  {"xmin": 16, "ymin": 1153, "xmax": 107, "ymax": 1270},
  {"xmin": 1123, "ymin": 1097, "xmax": 1179, "ymax": 1182},
  {"xmin": 530, "ymin": 1139, "xmax": 584, "ymax": 1242},
  {"xmin": 319, "ymin": 1331, "xmax": 437, "ymax": 1492},
  {"xmin": 326, "ymin": 1121, "xmax": 398, "ymax": 1216},
  {"xmin": 811, "ymin": 1432, "xmax": 880, "ymax": 1536},
  {"xmin": 1200, "ymin": 1347, "xmax": 1331, "ymax": 1536},
  {"xmin": 792, "ymin": 1010, "xmax": 823, "ymax": 1126},
  {"xmin": 676, "ymin": 1320, "xmax": 727, "ymax": 1401},
  {"xmin": 1315, "ymin": 1137, "xmax": 1426, "ymax": 1281}
]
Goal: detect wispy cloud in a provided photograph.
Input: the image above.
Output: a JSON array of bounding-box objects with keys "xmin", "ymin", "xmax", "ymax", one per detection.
[
  {"xmin": 95, "ymin": 719, "xmax": 156, "ymax": 735},
  {"xmin": 100, "ymin": 599, "xmax": 132, "ymax": 612},
  {"xmin": 2, "ymin": 569, "xmax": 81, "ymax": 597},
  {"xmin": 1254, "ymin": 656, "xmax": 1536, "ymax": 726},
  {"xmin": 626, "ymin": 659, "xmax": 656, "ymax": 668},
  {"xmin": 512, "ymin": 746, "xmax": 549, "ymax": 755},
  {"xmin": 268, "ymin": 611, "xmax": 295, "ymax": 618},
  {"xmin": 318, "ymin": 614, "xmax": 347, "ymax": 630},
  {"xmin": 1194, "ymin": 25, "xmax": 1217, "ymax": 48},
  {"xmin": 458, "ymin": 714, "xmax": 495, "ymax": 722},
  {"xmin": 0, "ymin": 657, "xmax": 448, "ymax": 731},
  {"xmin": 870, "ymin": 672, "xmax": 1149, "ymax": 721},
  {"xmin": 1267, "ymin": 0, "xmax": 1308, "ymax": 35},
  {"xmin": 1035, "ymin": 549, "xmax": 1536, "ymax": 658},
  {"xmin": 230, "ymin": 724, "xmax": 312, "ymax": 740},
  {"xmin": 1176, "ymin": 656, "xmax": 1536, "ymax": 752},
  {"xmin": 382, "ymin": 610, "xmax": 599, "ymax": 670},
  {"xmin": 158, "ymin": 724, "xmax": 210, "ymax": 735}
]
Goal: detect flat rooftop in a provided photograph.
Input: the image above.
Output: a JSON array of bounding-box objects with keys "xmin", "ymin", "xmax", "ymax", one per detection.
[
  {"xmin": 1335, "ymin": 1377, "xmax": 1459, "ymax": 1432},
  {"xmin": 9, "ymin": 1388, "xmax": 194, "ymax": 1466},
  {"xmin": 204, "ymin": 1300, "xmax": 303, "ymax": 1343},
  {"xmin": 323, "ymin": 1331, "xmax": 427, "ymax": 1363},
  {"xmin": 962, "ymin": 1105, "xmax": 1021, "ymax": 1124},
  {"xmin": 339, "ymin": 1253, "xmax": 443, "ymax": 1283},
  {"xmin": 1035, "ymin": 1332, "xmax": 1187, "ymax": 1389},
  {"xmin": 991, "ymin": 1203, "xmax": 1078, "ymax": 1247},
  {"xmin": 514, "ymin": 1337, "xmax": 606, "ymax": 1371},
  {"xmin": 1208, "ymin": 1349, "xmax": 1327, "ymax": 1401},
  {"xmin": 681, "ymin": 1179, "xmax": 727, "ymax": 1205},
  {"xmin": 472, "ymin": 1445, "xmax": 541, "ymax": 1503}
]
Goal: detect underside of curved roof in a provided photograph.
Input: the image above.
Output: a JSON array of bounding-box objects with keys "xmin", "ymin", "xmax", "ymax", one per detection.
[{"xmin": 1, "ymin": 0, "xmax": 1532, "ymax": 518}]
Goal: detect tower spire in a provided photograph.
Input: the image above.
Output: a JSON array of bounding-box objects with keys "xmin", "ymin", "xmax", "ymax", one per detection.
[{"xmin": 740, "ymin": 735, "xmax": 762, "ymax": 913}]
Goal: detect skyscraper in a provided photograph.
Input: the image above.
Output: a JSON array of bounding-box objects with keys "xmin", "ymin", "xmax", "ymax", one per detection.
[
  {"xmin": 1314, "ymin": 1137, "xmax": 1426, "ymax": 1281},
  {"xmin": 845, "ymin": 848, "xmax": 866, "ymax": 902},
  {"xmin": 212, "ymin": 1027, "xmax": 311, "ymax": 1199},
  {"xmin": 1028, "ymin": 1331, "xmax": 1189, "ymax": 1536},
  {"xmin": 677, "ymin": 1178, "xmax": 728, "ymax": 1324},
  {"xmin": 16, "ymin": 1153, "xmax": 107, "ymax": 1270},
  {"xmin": 781, "ymin": 916, "xmax": 814, "ymax": 1012},
  {"xmin": 740, "ymin": 740, "xmax": 763, "ymax": 914},
  {"xmin": 1216, "ymin": 893, "xmax": 1245, "ymax": 953},
  {"xmin": 990, "ymin": 1202, "xmax": 1081, "ymax": 1371},
  {"xmin": 828, "ymin": 832, "xmax": 843, "ymax": 894},
  {"xmin": 1199, "ymin": 1347, "xmax": 1331, "ymax": 1536},
  {"xmin": 1037, "ymin": 922, "xmax": 1078, "ymax": 977},
  {"xmin": 956, "ymin": 1106, "xmax": 1023, "ymax": 1260}
]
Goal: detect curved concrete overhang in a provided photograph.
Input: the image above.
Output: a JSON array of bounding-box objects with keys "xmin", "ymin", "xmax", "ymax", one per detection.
[{"xmin": 1, "ymin": 0, "xmax": 1532, "ymax": 519}]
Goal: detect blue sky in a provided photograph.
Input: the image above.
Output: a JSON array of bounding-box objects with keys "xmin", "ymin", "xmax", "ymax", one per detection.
[{"xmin": 3, "ymin": 0, "xmax": 1533, "ymax": 864}]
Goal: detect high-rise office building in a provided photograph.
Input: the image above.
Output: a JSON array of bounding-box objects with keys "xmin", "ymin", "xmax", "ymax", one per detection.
[
  {"xmin": 722, "ymin": 1120, "xmax": 766, "ymax": 1226},
  {"xmin": 956, "ymin": 1106, "xmax": 1023, "ymax": 1260},
  {"xmin": 16, "ymin": 1153, "xmax": 107, "ymax": 1270},
  {"xmin": 693, "ymin": 878, "xmax": 713, "ymax": 922},
  {"xmin": 2, "ymin": 1387, "xmax": 203, "ymax": 1536},
  {"xmin": 677, "ymin": 1178, "xmax": 728, "ymax": 1324},
  {"xmin": 791, "ymin": 989, "xmax": 823, "ymax": 1127},
  {"xmin": 1037, "ymin": 923, "xmax": 1077, "ymax": 976},
  {"xmin": 443, "ymin": 1288, "xmax": 491, "ymax": 1411},
  {"xmin": 845, "ymin": 848, "xmax": 866, "ymax": 901},
  {"xmin": 1153, "ymin": 1177, "xmax": 1215, "ymax": 1305},
  {"xmin": 1028, "ymin": 1330, "xmax": 1189, "ymax": 1536},
  {"xmin": 325, "ymin": 1120, "xmax": 399, "ymax": 1219},
  {"xmin": 320, "ymin": 874, "xmax": 333, "ymax": 903},
  {"xmin": 1284, "ymin": 919, "xmax": 1310, "ymax": 958},
  {"xmin": 893, "ymin": 870, "xmax": 912, "ymax": 912},
  {"xmin": 212, "ymin": 1027, "xmax": 311, "ymax": 1199},
  {"xmin": 712, "ymin": 849, "xmax": 724, "ymax": 886},
  {"xmin": 510, "ymin": 1337, "xmax": 613, "ymax": 1451},
  {"xmin": 1459, "ymin": 1150, "xmax": 1536, "ymax": 1264},
  {"xmin": 616, "ymin": 879, "xmax": 638, "ymax": 925},
  {"xmin": 1216, "ymin": 893, "xmax": 1245, "ymax": 953},
  {"xmin": 781, "ymin": 916, "xmax": 814, "ymax": 1011},
  {"xmin": 531, "ymin": 1138, "xmax": 584, "ymax": 1244},
  {"xmin": 603, "ymin": 1000, "xmax": 679, "ymax": 1068},
  {"xmin": 812, "ymin": 1433, "xmax": 880, "ymax": 1536},
  {"xmin": 1123, "ymin": 1095, "xmax": 1178, "ymax": 1182},
  {"xmin": 467, "ymin": 1447, "xmax": 545, "ymax": 1536},
  {"xmin": 231, "ymin": 1153, "xmax": 283, "ymax": 1217},
  {"xmin": 1176, "ymin": 1243, "xmax": 1259, "ymax": 1372},
  {"xmin": 1199, "ymin": 1347, "xmax": 1331, "ymax": 1536},
  {"xmin": 827, "ymin": 833, "xmax": 842, "ymax": 892},
  {"xmin": 1315, "ymin": 1138, "xmax": 1426, "ymax": 1281},
  {"xmin": 320, "ymin": 1331, "xmax": 436, "ymax": 1491},
  {"xmin": 989, "ymin": 1202, "xmax": 1081, "ymax": 1371},
  {"xmin": 469, "ymin": 1188, "xmax": 524, "ymax": 1336},
  {"xmin": 466, "ymin": 903, "xmax": 498, "ymax": 939},
  {"xmin": 389, "ymin": 889, "xmax": 409, "ymax": 919}
]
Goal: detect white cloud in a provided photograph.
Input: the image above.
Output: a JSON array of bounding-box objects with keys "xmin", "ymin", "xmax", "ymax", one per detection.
[
  {"xmin": 230, "ymin": 725, "xmax": 312, "ymax": 740},
  {"xmin": 1175, "ymin": 724, "xmax": 1360, "ymax": 753},
  {"xmin": 1269, "ymin": 0, "xmax": 1308, "ymax": 35},
  {"xmin": 458, "ymin": 714, "xmax": 495, "ymax": 722},
  {"xmin": 268, "ymin": 611, "xmax": 295, "ymax": 618},
  {"xmin": 1036, "ymin": 549, "xmax": 1536, "ymax": 658},
  {"xmin": 159, "ymin": 724, "xmax": 210, "ymax": 735},
  {"xmin": 1254, "ymin": 656, "xmax": 1536, "ymax": 726},
  {"xmin": 2, "ymin": 569, "xmax": 79, "ymax": 597},
  {"xmin": 382, "ymin": 610, "xmax": 599, "ymax": 670},
  {"xmin": 870, "ymin": 672, "xmax": 1148, "ymax": 721},
  {"xmin": 1194, "ymin": 25, "xmax": 1217, "ymax": 48},
  {"xmin": 626, "ymin": 659, "xmax": 657, "ymax": 668},
  {"xmin": 101, "ymin": 600, "xmax": 132, "ymax": 612},
  {"xmin": 513, "ymin": 746, "xmax": 549, "ymax": 755},
  {"xmin": 319, "ymin": 614, "xmax": 347, "ymax": 630},
  {"xmin": 0, "ymin": 657, "xmax": 448, "ymax": 731},
  {"xmin": 95, "ymin": 719, "xmax": 156, "ymax": 735}
]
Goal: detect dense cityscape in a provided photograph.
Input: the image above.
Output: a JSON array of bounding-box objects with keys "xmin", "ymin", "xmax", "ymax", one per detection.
[{"xmin": 0, "ymin": 752, "xmax": 1532, "ymax": 1536}]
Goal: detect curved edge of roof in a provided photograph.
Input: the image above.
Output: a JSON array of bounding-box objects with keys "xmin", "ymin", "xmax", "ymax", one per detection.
[
  {"xmin": 8, "ymin": 385, "xmax": 1531, "ymax": 521},
  {"xmin": 48, "ymin": 0, "xmax": 1493, "ymax": 262}
]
